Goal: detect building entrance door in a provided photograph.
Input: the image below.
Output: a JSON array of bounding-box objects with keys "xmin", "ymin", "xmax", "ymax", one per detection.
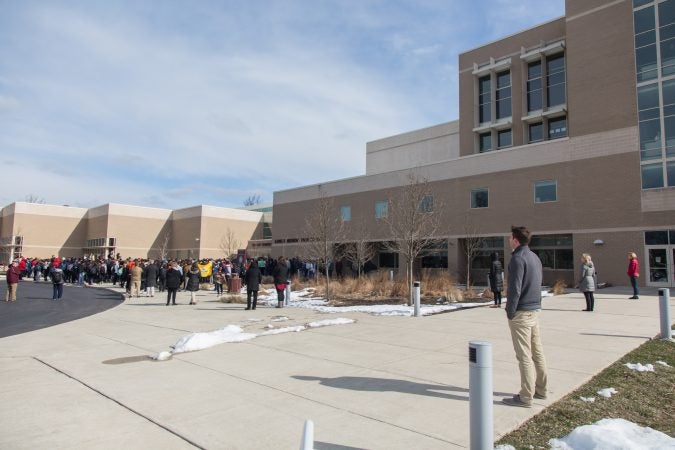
[{"xmin": 645, "ymin": 246, "xmax": 674, "ymax": 287}]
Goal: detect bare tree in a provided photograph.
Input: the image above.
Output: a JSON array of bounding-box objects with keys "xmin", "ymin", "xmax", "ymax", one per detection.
[
  {"xmin": 24, "ymin": 194, "xmax": 46, "ymax": 204},
  {"xmin": 243, "ymin": 195, "xmax": 262, "ymax": 206},
  {"xmin": 219, "ymin": 227, "xmax": 241, "ymax": 259},
  {"xmin": 342, "ymin": 219, "xmax": 378, "ymax": 278},
  {"xmin": 156, "ymin": 231, "xmax": 171, "ymax": 261},
  {"xmin": 461, "ymin": 214, "xmax": 485, "ymax": 288},
  {"xmin": 303, "ymin": 188, "xmax": 344, "ymax": 301},
  {"xmin": 383, "ymin": 172, "xmax": 442, "ymax": 305}
]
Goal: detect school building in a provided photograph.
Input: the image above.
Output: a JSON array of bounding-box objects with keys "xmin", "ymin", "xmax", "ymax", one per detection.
[{"xmin": 271, "ymin": 0, "xmax": 675, "ymax": 288}]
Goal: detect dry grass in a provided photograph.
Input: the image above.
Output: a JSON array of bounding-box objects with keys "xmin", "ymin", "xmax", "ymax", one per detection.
[{"xmin": 552, "ymin": 279, "xmax": 567, "ymax": 295}]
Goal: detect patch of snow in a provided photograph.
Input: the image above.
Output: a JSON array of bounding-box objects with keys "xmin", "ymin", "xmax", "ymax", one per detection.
[
  {"xmin": 541, "ymin": 290, "xmax": 554, "ymax": 297},
  {"xmin": 152, "ymin": 351, "xmax": 172, "ymax": 361},
  {"xmin": 172, "ymin": 325, "xmax": 256, "ymax": 353},
  {"xmin": 656, "ymin": 360, "xmax": 671, "ymax": 367},
  {"xmin": 261, "ymin": 326, "xmax": 306, "ymax": 336},
  {"xmin": 579, "ymin": 396, "xmax": 596, "ymax": 403},
  {"xmin": 596, "ymin": 387, "xmax": 618, "ymax": 398},
  {"xmin": 264, "ymin": 324, "xmax": 275, "ymax": 329},
  {"xmin": 625, "ymin": 362, "xmax": 655, "ymax": 372},
  {"xmin": 306, "ymin": 318, "xmax": 355, "ymax": 328},
  {"xmin": 494, "ymin": 445, "xmax": 516, "ymax": 450},
  {"xmin": 548, "ymin": 418, "xmax": 675, "ymax": 450},
  {"xmin": 271, "ymin": 316, "xmax": 290, "ymax": 322},
  {"xmin": 246, "ymin": 318, "xmax": 263, "ymax": 322}
]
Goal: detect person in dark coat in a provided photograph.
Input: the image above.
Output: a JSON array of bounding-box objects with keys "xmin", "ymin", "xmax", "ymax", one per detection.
[
  {"xmin": 272, "ymin": 256, "xmax": 289, "ymax": 308},
  {"xmin": 158, "ymin": 264, "xmax": 167, "ymax": 293},
  {"xmin": 144, "ymin": 261, "xmax": 159, "ymax": 297},
  {"xmin": 165, "ymin": 262, "xmax": 182, "ymax": 305},
  {"xmin": 243, "ymin": 261, "xmax": 262, "ymax": 310},
  {"xmin": 489, "ymin": 252, "xmax": 504, "ymax": 308},
  {"xmin": 186, "ymin": 263, "xmax": 200, "ymax": 305}
]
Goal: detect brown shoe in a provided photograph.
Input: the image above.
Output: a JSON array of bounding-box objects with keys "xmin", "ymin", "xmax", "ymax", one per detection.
[
  {"xmin": 534, "ymin": 392, "xmax": 547, "ymax": 400},
  {"xmin": 502, "ymin": 395, "xmax": 532, "ymax": 408}
]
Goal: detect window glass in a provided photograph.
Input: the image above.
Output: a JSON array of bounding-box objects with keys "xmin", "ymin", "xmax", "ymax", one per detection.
[
  {"xmin": 482, "ymin": 237, "xmax": 504, "ymax": 248},
  {"xmin": 340, "ymin": 205, "xmax": 351, "ymax": 222},
  {"xmin": 529, "ymin": 122, "xmax": 543, "ymax": 142},
  {"xmin": 634, "ymin": 6, "xmax": 656, "ymax": 35},
  {"xmin": 670, "ymin": 230, "xmax": 675, "ymax": 244},
  {"xmin": 555, "ymin": 249, "xmax": 574, "ymax": 270},
  {"xmin": 471, "ymin": 250, "xmax": 505, "ymax": 269},
  {"xmin": 645, "ymin": 230, "xmax": 669, "ymax": 244},
  {"xmin": 546, "ymin": 54, "xmax": 566, "ymax": 107},
  {"xmin": 667, "ymin": 161, "xmax": 675, "ymax": 186},
  {"xmin": 660, "ymin": 38, "xmax": 675, "ymax": 76},
  {"xmin": 534, "ymin": 180, "xmax": 557, "ymax": 203},
  {"xmin": 496, "ymin": 71, "xmax": 511, "ymax": 119},
  {"xmin": 479, "ymin": 75, "xmax": 491, "ymax": 123},
  {"xmin": 527, "ymin": 61, "xmax": 542, "ymax": 112},
  {"xmin": 530, "ymin": 234, "xmax": 573, "ymax": 247},
  {"xmin": 532, "ymin": 249, "xmax": 554, "ymax": 269},
  {"xmin": 497, "ymin": 129, "xmax": 512, "ymax": 148},
  {"xmin": 641, "ymin": 162, "xmax": 664, "ymax": 188},
  {"xmin": 634, "ymin": 0, "xmax": 652, "ymax": 7},
  {"xmin": 636, "ymin": 44, "xmax": 659, "ymax": 81},
  {"xmin": 378, "ymin": 252, "xmax": 398, "ymax": 268},
  {"xmin": 479, "ymin": 132, "xmax": 492, "ymax": 152},
  {"xmin": 639, "ymin": 117, "xmax": 662, "ymax": 159},
  {"xmin": 375, "ymin": 200, "xmax": 388, "ymax": 219},
  {"xmin": 418, "ymin": 195, "xmax": 434, "ymax": 213},
  {"xmin": 635, "ymin": 29, "xmax": 656, "ymax": 48},
  {"xmin": 548, "ymin": 117, "xmax": 567, "ymax": 139},
  {"xmin": 471, "ymin": 189, "xmax": 489, "ymax": 208},
  {"xmin": 659, "ymin": 0, "xmax": 675, "ymax": 28}
]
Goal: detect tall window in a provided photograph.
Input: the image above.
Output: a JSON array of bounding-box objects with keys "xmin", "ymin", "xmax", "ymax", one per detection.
[
  {"xmin": 530, "ymin": 234, "xmax": 573, "ymax": 270},
  {"xmin": 375, "ymin": 200, "xmax": 388, "ymax": 219},
  {"xmin": 534, "ymin": 180, "xmax": 557, "ymax": 203},
  {"xmin": 471, "ymin": 188, "xmax": 489, "ymax": 208},
  {"xmin": 478, "ymin": 75, "xmax": 491, "ymax": 123},
  {"xmin": 418, "ymin": 195, "xmax": 434, "ymax": 213},
  {"xmin": 527, "ymin": 61, "xmax": 542, "ymax": 112},
  {"xmin": 633, "ymin": 0, "xmax": 675, "ymax": 189},
  {"xmin": 340, "ymin": 205, "xmax": 351, "ymax": 222},
  {"xmin": 479, "ymin": 132, "xmax": 492, "ymax": 152},
  {"xmin": 529, "ymin": 122, "xmax": 543, "ymax": 142},
  {"xmin": 546, "ymin": 54, "xmax": 566, "ymax": 107},
  {"xmin": 496, "ymin": 71, "xmax": 511, "ymax": 119}
]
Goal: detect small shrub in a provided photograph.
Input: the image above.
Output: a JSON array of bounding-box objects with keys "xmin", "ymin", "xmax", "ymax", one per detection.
[{"xmin": 552, "ymin": 279, "xmax": 566, "ymax": 295}]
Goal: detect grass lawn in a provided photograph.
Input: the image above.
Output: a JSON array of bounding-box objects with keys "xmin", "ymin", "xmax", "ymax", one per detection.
[{"xmin": 496, "ymin": 334, "xmax": 675, "ymax": 449}]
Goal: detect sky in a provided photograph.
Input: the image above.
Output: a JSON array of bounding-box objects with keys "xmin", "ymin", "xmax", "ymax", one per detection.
[{"xmin": 0, "ymin": 0, "xmax": 565, "ymax": 209}]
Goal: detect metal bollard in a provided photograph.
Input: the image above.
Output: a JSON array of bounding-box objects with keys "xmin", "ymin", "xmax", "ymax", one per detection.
[
  {"xmin": 285, "ymin": 280, "xmax": 291, "ymax": 306},
  {"xmin": 658, "ymin": 288, "xmax": 673, "ymax": 340},
  {"xmin": 413, "ymin": 281, "xmax": 421, "ymax": 317},
  {"xmin": 300, "ymin": 419, "xmax": 314, "ymax": 450},
  {"xmin": 469, "ymin": 341, "xmax": 493, "ymax": 450}
]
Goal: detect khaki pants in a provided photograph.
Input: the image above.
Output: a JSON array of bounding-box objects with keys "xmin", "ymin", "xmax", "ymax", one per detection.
[
  {"xmin": 132, "ymin": 280, "xmax": 141, "ymax": 297},
  {"xmin": 508, "ymin": 310, "xmax": 548, "ymax": 403},
  {"xmin": 6, "ymin": 283, "xmax": 18, "ymax": 301}
]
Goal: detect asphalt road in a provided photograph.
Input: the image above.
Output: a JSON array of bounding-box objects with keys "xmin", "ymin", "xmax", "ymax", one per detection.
[{"xmin": 0, "ymin": 281, "xmax": 123, "ymax": 338}]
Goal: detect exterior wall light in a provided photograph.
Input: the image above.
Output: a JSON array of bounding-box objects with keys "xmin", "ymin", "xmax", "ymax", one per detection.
[{"xmin": 593, "ymin": 239, "xmax": 604, "ymax": 246}]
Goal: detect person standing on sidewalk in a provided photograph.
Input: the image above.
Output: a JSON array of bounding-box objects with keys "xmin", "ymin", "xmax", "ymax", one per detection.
[
  {"xmin": 627, "ymin": 252, "xmax": 640, "ymax": 299},
  {"xmin": 489, "ymin": 252, "xmax": 504, "ymax": 308},
  {"xmin": 5, "ymin": 261, "xmax": 20, "ymax": 302},
  {"xmin": 50, "ymin": 264, "xmax": 65, "ymax": 300},
  {"xmin": 272, "ymin": 256, "xmax": 289, "ymax": 308},
  {"xmin": 186, "ymin": 263, "xmax": 200, "ymax": 305},
  {"xmin": 243, "ymin": 260, "xmax": 262, "ymax": 310},
  {"xmin": 503, "ymin": 226, "xmax": 548, "ymax": 408},
  {"xmin": 165, "ymin": 262, "xmax": 181, "ymax": 305},
  {"xmin": 579, "ymin": 253, "xmax": 597, "ymax": 311},
  {"xmin": 130, "ymin": 261, "xmax": 143, "ymax": 298}
]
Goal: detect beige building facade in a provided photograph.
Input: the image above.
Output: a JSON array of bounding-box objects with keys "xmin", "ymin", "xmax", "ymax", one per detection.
[
  {"xmin": 272, "ymin": 0, "xmax": 675, "ymax": 288},
  {"xmin": 0, "ymin": 202, "xmax": 267, "ymax": 262}
]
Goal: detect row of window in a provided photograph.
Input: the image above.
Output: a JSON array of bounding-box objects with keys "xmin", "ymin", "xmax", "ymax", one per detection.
[
  {"xmin": 634, "ymin": 0, "xmax": 675, "ymax": 189},
  {"xmin": 478, "ymin": 116, "xmax": 567, "ymax": 152},
  {"xmin": 477, "ymin": 54, "xmax": 566, "ymax": 125},
  {"xmin": 338, "ymin": 180, "xmax": 558, "ymax": 222}
]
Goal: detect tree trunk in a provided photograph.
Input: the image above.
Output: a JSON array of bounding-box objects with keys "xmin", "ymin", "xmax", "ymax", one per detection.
[
  {"xmin": 466, "ymin": 254, "xmax": 470, "ymax": 289},
  {"xmin": 408, "ymin": 261, "xmax": 413, "ymax": 306}
]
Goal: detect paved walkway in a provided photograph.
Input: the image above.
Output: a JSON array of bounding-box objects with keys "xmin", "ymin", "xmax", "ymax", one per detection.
[{"xmin": 0, "ymin": 285, "xmax": 671, "ymax": 449}]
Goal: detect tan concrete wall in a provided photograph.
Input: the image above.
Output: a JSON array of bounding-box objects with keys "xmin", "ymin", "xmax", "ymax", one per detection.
[
  {"xmin": 171, "ymin": 216, "xmax": 202, "ymax": 260},
  {"xmin": 12, "ymin": 213, "xmax": 87, "ymax": 258},
  {"xmin": 107, "ymin": 216, "xmax": 170, "ymax": 259},
  {"xmin": 199, "ymin": 216, "xmax": 263, "ymax": 259},
  {"xmin": 566, "ymin": 0, "xmax": 636, "ymax": 137}
]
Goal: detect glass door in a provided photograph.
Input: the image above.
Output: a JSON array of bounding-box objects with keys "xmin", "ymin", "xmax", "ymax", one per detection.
[{"xmin": 645, "ymin": 247, "xmax": 672, "ymax": 287}]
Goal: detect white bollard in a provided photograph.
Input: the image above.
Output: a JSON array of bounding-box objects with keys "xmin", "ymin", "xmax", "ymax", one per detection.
[
  {"xmin": 469, "ymin": 340, "xmax": 493, "ymax": 450},
  {"xmin": 413, "ymin": 281, "xmax": 421, "ymax": 317},
  {"xmin": 389, "ymin": 270, "xmax": 394, "ymax": 281},
  {"xmin": 300, "ymin": 419, "xmax": 314, "ymax": 450},
  {"xmin": 285, "ymin": 280, "xmax": 291, "ymax": 306},
  {"xmin": 658, "ymin": 288, "xmax": 673, "ymax": 340}
]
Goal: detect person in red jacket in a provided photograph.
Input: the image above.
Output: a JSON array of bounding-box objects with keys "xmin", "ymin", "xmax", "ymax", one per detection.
[
  {"xmin": 627, "ymin": 252, "xmax": 640, "ymax": 299},
  {"xmin": 6, "ymin": 261, "xmax": 20, "ymax": 302}
]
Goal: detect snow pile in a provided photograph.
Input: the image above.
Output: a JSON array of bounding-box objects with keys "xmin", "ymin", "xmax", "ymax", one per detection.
[
  {"xmin": 261, "ymin": 326, "xmax": 305, "ymax": 336},
  {"xmin": 548, "ymin": 418, "xmax": 675, "ymax": 449},
  {"xmin": 306, "ymin": 318, "xmax": 356, "ymax": 328},
  {"xmin": 152, "ymin": 351, "xmax": 172, "ymax": 361},
  {"xmin": 542, "ymin": 290, "xmax": 554, "ymax": 297},
  {"xmin": 597, "ymin": 387, "xmax": 618, "ymax": 398},
  {"xmin": 656, "ymin": 360, "xmax": 671, "ymax": 367},
  {"xmin": 494, "ymin": 445, "xmax": 515, "ymax": 450},
  {"xmin": 579, "ymin": 396, "xmax": 596, "ymax": 403},
  {"xmin": 172, "ymin": 325, "xmax": 256, "ymax": 353},
  {"xmin": 625, "ymin": 362, "xmax": 655, "ymax": 372},
  {"xmin": 258, "ymin": 288, "xmax": 485, "ymax": 316}
]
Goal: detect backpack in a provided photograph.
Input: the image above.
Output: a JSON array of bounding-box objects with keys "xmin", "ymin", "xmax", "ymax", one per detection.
[{"xmin": 52, "ymin": 270, "xmax": 63, "ymax": 284}]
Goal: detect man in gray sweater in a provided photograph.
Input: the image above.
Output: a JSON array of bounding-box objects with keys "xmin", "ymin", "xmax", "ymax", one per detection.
[{"xmin": 503, "ymin": 226, "xmax": 548, "ymax": 408}]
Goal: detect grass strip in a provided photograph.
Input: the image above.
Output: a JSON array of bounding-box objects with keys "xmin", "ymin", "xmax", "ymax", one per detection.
[{"xmin": 496, "ymin": 336, "xmax": 675, "ymax": 449}]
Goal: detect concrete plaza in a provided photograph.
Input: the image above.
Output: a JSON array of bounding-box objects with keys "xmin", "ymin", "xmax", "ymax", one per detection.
[{"xmin": 0, "ymin": 285, "xmax": 671, "ymax": 449}]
